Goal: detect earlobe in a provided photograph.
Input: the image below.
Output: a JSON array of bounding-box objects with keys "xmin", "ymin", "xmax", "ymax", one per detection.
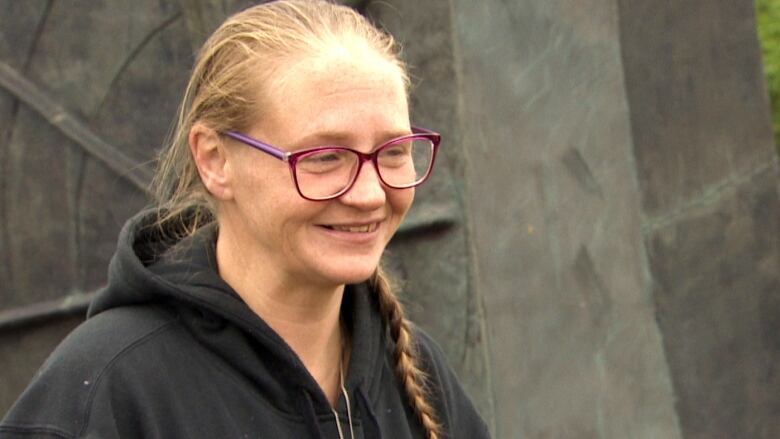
[{"xmin": 189, "ymin": 123, "xmax": 234, "ymax": 200}]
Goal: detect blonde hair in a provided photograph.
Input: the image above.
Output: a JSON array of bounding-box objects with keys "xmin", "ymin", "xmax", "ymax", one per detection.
[{"xmin": 149, "ymin": 1, "xmax": 440, "ymax": 437}]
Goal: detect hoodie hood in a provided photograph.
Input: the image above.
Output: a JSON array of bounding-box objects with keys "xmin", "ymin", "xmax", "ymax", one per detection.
[{"xmin": 88, "ymin": 209, "xmax": 388, "ymax": 420}]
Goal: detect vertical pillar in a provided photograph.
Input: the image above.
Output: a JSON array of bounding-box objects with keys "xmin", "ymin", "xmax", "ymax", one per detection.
[
  {"xmin": 449, "ymin": 0, "xmax": 685, "ymax": 436},
  {"xmin": 619, "ymin": 1, "xmax": 780, "ymax": 437}
]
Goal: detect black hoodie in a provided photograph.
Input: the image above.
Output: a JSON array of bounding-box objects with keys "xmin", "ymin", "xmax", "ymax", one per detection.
[{"xmin": 1, "ymin": 210, "xmax": 490, "ymax": 439}]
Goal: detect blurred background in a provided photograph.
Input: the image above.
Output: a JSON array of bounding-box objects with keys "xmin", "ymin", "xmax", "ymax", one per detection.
[{"xmin": 2, "ymin": 1, "xmax": 780, "ymax": 438}]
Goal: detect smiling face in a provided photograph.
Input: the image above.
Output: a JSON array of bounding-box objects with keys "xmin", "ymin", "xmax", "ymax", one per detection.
[{"xmin": 217, "ymin": 51, "xmax": 413, "ymax": 288}]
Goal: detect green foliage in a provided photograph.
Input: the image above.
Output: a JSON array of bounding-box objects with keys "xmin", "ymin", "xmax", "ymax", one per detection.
[{"xmin": 756, "ymin": 0, "xmax": 780, "ymax": 154}]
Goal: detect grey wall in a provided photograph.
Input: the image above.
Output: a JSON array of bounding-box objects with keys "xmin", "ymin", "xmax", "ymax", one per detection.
[
  {"xmin": 449, "ymin": 1, "xmax": 681, "ymax": 437},
  {"xmin": 2, "ymin": 1, "xmax": 780, "ymax": 438},
  {"xmin": 620, "ymin": 2, "xmax": 780, "ymax": 437}
]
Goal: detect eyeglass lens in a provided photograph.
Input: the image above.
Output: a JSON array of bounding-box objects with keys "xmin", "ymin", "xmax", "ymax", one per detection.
[{"xmin": 294, "ymin": 138, "xmax": 434, "ymax": 200}]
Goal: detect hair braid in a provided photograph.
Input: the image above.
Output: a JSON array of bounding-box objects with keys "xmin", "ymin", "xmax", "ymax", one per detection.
[{"xmin": 371, "ymin": 266, "xmax": 442, "ymax": 439}]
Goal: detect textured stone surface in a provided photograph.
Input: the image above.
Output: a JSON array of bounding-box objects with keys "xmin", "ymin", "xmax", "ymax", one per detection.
[
  {"xmin": 618, "ymin": 0, "xmax": 777, "ymax": 217},
  {"xmin": 646, "ymin": 168, "xmax": 780, "ymax": 438},
  {"xmin": 0, "ymin": 1, "xmax": 48, "ymax": 71},
  {"xmin": 450, "ymin": 0, "xmax": 681, "ymax": 437},
  {"xmin": 619, "ymin": 0, "xmax": 780, "ymax": 437}
]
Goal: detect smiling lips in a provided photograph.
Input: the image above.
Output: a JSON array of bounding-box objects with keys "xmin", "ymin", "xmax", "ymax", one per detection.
[{"xmin": 323, "ymin": 222, "xmax": 380, "ymax": 233}]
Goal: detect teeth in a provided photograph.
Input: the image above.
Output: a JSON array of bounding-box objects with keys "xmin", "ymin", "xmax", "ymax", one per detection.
[{"xmin": 332, "ymin": 223, "xmax": 376, "ymax": 233}]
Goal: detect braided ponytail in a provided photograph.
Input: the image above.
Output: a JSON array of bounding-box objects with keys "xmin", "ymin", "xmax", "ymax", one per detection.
[{"xmin": 371, "ymin": 265, "xmax": 442, "ymax": 439}]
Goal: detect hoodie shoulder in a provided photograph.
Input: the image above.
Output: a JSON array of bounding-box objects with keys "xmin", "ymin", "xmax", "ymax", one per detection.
[{"xmin": 0, "ymin": 305, "xmax": 179, "ymax": 438}]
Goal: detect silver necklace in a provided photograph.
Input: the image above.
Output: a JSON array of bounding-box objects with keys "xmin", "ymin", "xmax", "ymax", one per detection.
[{"xmin": 331, "ymin": 327, "xmax": 354, "ymax": 439}]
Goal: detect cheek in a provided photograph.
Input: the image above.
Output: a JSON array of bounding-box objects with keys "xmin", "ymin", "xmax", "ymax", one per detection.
[
  {"xmin": 389, "ymin": 188, "xmax": 414, "ymax": 222},
  {"xmin": 230, "ymin": 154, "xmax": 289, "ymax": 206},
  {"xmin": 226, "ymin": 158, "xmax": 293, "ymax": 232}
]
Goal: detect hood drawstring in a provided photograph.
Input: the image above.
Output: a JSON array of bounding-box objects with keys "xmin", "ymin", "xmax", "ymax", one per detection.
[
  {"xmin": 356, "ymin": 386, "xmax": 382, "ymax": 439},
  {"xmin": 298, "ymin": 389, "xmax": 325, "ymax": 439}
]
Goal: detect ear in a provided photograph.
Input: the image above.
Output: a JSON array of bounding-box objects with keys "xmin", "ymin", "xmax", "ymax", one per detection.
[{"xmin": 189, "ymin": 122, "xmax": 234, "ymax": 200}]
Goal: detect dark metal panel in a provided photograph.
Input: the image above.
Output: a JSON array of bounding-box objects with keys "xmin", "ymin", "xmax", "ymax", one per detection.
[
  {"xmin": 5, "ymin": 104, "xmax": 79, "ymax": 307},
  {"xmin": 0, "ymin": 316, "xmax": 84, "ymax": 417},
  {"xmin": 0, "ymin": 292, "xmax": 93, "ymax": 332},
  {"xmin": 0, "ymin": 1, "xmax": 53, "ymax": 298},
  {"xmin": 0, "ymin": 62, "xmax": 151, "ymax": 191},
  {"xmin": 0, "ymin": 0, "xmax": 53, "ymax": 307}
]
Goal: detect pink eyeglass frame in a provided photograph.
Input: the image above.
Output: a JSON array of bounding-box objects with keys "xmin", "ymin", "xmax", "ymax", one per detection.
[{"xmin": 222, "ymin": 127, "xmax": 441, "ymax": 201}]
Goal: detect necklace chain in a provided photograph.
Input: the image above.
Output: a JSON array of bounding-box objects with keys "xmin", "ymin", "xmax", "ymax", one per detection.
[
  {"xmin": 331, "ymin": 324, "xmax": 354, "ymax": 439},
  {"xmin": 341, "ymin": 366, "xmax": 355, "ymax": 439}
]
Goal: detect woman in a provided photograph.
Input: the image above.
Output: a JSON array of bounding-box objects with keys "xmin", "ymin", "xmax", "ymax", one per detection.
[{"xmin": 0, "ymin": 1, "xmax": 489, "ymax": 438}]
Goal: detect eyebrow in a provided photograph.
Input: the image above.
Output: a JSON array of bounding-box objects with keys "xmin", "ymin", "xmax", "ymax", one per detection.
[{"xmin": 292, "ymin": 129, "xmax": 412, "ymax": 149}]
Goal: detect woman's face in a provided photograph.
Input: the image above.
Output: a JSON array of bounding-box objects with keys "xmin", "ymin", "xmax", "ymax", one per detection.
[{"xmin": 220, "ymin": 54, "xmax": 414, "ymax": 288}]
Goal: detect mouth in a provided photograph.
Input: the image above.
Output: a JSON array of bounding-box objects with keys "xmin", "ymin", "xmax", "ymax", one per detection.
[{"xmin": 321, "ymin": 222, "xmax": 380, "ymax": 233}]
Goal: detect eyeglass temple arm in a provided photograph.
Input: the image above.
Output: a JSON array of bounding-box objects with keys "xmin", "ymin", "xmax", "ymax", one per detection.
[{"xmin": 224, "ymin": 131, "xmax": 290, "ymax": 161}]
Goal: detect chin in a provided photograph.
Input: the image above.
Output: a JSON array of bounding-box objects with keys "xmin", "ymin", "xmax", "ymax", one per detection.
[
  {"xmin": 315, "ymin": 260, "xmax": 379, "ymax": 286},
  {"xmin": 334, "ymin": 269, "xmax": 377, "ymax": 286}
]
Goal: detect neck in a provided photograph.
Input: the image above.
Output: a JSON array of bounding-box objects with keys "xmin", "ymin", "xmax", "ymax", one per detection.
[{"xmin": 215, "ymin": 223, "xmax": 347, "ymax": 406}]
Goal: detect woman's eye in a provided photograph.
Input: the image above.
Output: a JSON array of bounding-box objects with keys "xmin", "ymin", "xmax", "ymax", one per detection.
[
  {"xmin": 297, "ymin": 150, "xmax": 351, "ymax": 173},
  {"xmin": 381, "ymin": 144, "xmax": 410, "ymax": 157},
  {"xmin": 312, "ymin": 153, "xmax": 341, "ymax": 162}
]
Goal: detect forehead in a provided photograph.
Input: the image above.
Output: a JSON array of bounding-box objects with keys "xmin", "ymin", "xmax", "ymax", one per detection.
[
  {"xmin": 255, "ymin": 50, "xmax": 409, "ymax": 140},
  {"xmin": 275, "ymin": 44, "xmax": 405, "ymax": 95}
]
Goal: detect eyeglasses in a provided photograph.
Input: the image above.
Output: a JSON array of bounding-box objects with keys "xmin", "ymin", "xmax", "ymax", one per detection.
[{"xmin": 222, "ymin": 127, "xmax": 441, "ymax": 201}]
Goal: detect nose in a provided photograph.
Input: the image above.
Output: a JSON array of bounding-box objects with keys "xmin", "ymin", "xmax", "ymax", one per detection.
[{"xmin": 340, "ymin": 161, "xmax": 386, "ymax": 209}]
